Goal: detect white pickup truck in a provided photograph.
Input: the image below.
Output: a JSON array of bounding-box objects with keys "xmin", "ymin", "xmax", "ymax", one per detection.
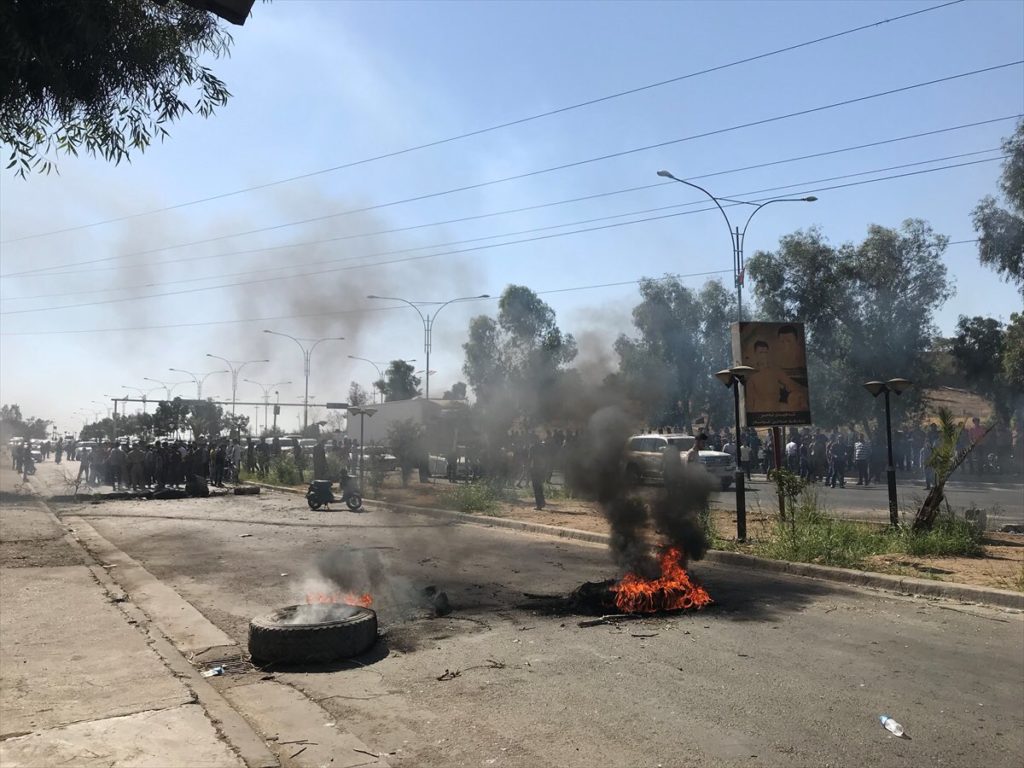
[{"xmin": 624, "ymin": 432, "xmax": 736, "ymax": 490}]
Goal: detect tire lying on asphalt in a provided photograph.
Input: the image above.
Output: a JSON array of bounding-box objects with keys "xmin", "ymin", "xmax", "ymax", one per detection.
[{"xmin": 248, "ymin": 604, "xmax": 377, "ymax": 664}]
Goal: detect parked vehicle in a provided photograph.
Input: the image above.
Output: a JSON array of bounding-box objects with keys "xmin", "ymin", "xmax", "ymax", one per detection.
[
  {"xmin": 624, "ymin": 432, "xmax": 736, "ymax": 490},
  {"xmin": 305, "ymin": 479, "xmax": 362, "ymax": 511}
]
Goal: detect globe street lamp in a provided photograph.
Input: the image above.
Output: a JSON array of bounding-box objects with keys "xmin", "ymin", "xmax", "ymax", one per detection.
[
  {"xmin": 205, "ymin": 354, "xmax": 268, "ymax": 417},
  {"xmin": 244, "ymin": 379, "xmax": 292, "ymax": 436},
  {"xmin": 263, "ymin": 331, "xmax": 344, "ymax": 431},
  {"xmin": 714, "ymin": 365, "xmax": 756, "ymax": 542},
  {"xmin": 366, "ymin": 294, "xmax": 489, "ymax": 401},
  {"xmin": 656, "ymin": 170, "xmax": 816, "ymax": 322},
  {"xmin": 863, "ymin": 378, "xmax": 913, "ymax": 527},
  {"xmin": 348, "ymin": 356, "xmax": 417, "ymax": 404},
  {"xmin": 169, "ymin": 367, "xmax": 228, "ymax": 400}
]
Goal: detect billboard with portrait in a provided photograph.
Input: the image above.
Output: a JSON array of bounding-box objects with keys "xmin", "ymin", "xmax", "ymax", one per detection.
[{"xmin": 731, "ymin": 322, "xmax": 812, "ymax": 426}]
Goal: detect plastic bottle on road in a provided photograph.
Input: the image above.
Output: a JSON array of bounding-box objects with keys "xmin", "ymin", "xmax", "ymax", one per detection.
[{"xmin": 879, "ymin": 715, "xmax": 904, "ymax": 737}]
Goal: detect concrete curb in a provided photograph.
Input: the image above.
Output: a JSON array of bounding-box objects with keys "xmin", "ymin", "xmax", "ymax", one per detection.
[{"xmin": 245, "ymin": 481, "xmax": 1023, "ymax": 610}]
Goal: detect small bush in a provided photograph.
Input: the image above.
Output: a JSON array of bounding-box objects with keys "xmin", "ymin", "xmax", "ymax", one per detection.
[
  {"xmin": 890, "ymin": 514, "xmax": 982, "ymax": 557},
  {"xmin": 446, "ymin": 481, "xmax": 505, "ymax": 514},
  {"xmin": 269, "ymin": 454, "xmax": 301, "ymax": 486}
]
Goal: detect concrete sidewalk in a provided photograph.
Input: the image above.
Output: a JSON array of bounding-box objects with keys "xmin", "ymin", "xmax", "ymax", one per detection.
[{"xmin": 0, "ymin": 467, "xmax": 250, "ymax": 767}]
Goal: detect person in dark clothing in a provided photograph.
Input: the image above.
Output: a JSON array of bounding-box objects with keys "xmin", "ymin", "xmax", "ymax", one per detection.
[
  {"xmin": 529, "ymin": 438, "xmax": 547, "ymax": 510},
  {"xmin": 293, "ymin": 439, "xmax": 306, "ymax": 483},
  {"xmin": 312, "ymin": 440, "xmax": 328, "ymax": 480}
]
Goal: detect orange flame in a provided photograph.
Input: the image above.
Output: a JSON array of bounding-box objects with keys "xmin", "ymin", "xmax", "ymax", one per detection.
[
  {"xmin": 612, "ymin": 546, "xmax": 711, "ymax": 613},
  {"xmin": 305, "ymin": 591, "xmax": 373, "ymax": 607}
]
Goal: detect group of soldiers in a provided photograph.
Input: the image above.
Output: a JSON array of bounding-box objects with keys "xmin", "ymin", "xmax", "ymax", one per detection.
[{"xmin": 75, "ymin": 439, "xmax": 244, "ymax": 491}]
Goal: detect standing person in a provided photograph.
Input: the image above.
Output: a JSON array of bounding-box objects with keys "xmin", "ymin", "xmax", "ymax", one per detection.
[
  {"xmin": 739, "ymin": 439, "xmax": 751, "ymax": 481},
  {"xmin": 127, "ymin": 443, "xmax": 144, "ymax": 491},
  {"xmin": 828, "ymin": 434, "xmax": 847, "ymax": 488},
  {"xmin": 77, "ymin": 448, "xmax": 92, "ymax": 485},
  {"xmin": 966, "ymin": 417, "xmax": 988, "ymax": 474},
  {"xmin": 313, "ymin": 439, "xmax": 328, "ymax": 480},
  {"xmin": 212, "ymin": 442, "xmax": 226, "ymax": 487},
  {"xmin": 245, "ymin": 438, "xmax": 256, "ymax": 476},
  {"xmin": 54, "ymin": 439, "xmax": 63, "ymax": 465},
  {"xmin": 108, "ymin": 443, "xmax": 126, "ymax": 490},
  {"xmin": 229, "ymin": 439, "xmax": 242, "ymax": 482},
  {"xmin": 529, "ymin": 437, "xmax": 547, "ymax": 510},
  {"xmin": 256, "ymin": 439, "xmax": 270, "ymax": 478},
  {"xmin": 854, "ymin": 435, "xmax": 869, "ymax": 486},
  {"xmin": 292, "ymin": 438, "xmax": 306, "ymax": 483},
  {"xmin": 920, "ymin": 440, "xmax": 936, "ymax": 489}
]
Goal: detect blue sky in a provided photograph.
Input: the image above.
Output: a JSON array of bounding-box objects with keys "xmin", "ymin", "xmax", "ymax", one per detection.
[{"xmin": 1, "ymin": 0, "xmax": 1022, "ymax": 436}]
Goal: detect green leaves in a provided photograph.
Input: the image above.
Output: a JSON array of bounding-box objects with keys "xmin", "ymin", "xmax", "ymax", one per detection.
[{"xmin": 2, "ymin": 0, "xmax": 234, "ymax": 176}]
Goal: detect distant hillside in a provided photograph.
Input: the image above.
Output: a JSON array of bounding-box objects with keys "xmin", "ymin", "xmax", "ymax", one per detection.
[{"xmin": 922, "ymin": 386, "xmax": 993, "ymax": 424}]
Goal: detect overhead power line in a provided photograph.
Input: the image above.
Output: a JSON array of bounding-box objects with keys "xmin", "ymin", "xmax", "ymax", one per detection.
[
  {"xmin": 0, "ymin": 155, "xmax": 1003, "ymax": 317},
  {"xmin": 0, "ymin": 240, "xmax": 983, "ymax": 338},
  {"xmin": 4, "ymin": 62, "xmax": 1019, "ymax": 281},
  {"xmin": 1, "ymin": 0, "xmax": 967, "ymax": 244},
  {"xmin": 2, "ymin": 146, "xmax": 1004, "ymax": 303},
  {"xmin": 7, "ymin": 114, "xmax": 1016, "ymax": 283}
]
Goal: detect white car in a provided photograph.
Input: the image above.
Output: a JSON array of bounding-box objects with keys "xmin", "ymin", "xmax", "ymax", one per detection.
[{"xmin": 624, "ymin": 432, "xmax": 736, "ymax": 490}]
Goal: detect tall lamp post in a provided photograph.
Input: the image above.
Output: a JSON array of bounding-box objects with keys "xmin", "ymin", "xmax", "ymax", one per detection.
[
  {"xmin": 263, "ymin": 331, "xmax": 344, "ymax": 431},
  {"xmin": 656, "ymin": 170, "xmax": 816, "ymax": 322},
  {"xmin": 348, "ymin": 356, "xmax": 416, "ymax": 404},
  {"xmin": 121, "ymin": 384, "xmax": 163, "ymax": 414},
  {"xmin": 143, "ymin": 377, "xmax": 189, "ymax": 401},
  {"xmin": 244, "ymin": 378, "xmax": 292, "ymax": 436},
  {"xmin": 863, "ymin": 378, "xmax": 912, "ymax": 527},
  {"xmin": 205, "ymin": 354, "xmax": 268, "ymax": 417},
  {"xmin": 366, "ymin": 294, "xmax": 489, "ymax": 401},
  {"xmin": 348, "ymin": 407, "xmax": 377, "ymax": 491},
  {"xmin": 714, "ymin": 365, "xmax": 756, "ymax": 542},
  {"xmin": 169, "ymin": 367, "xmax": 228, "ymax": 400}
]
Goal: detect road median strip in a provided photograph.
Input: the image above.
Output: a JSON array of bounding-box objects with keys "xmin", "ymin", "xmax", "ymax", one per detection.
[{"xmin": 246, "ymin": 481, "xmax": 1023, "ymax": 610}]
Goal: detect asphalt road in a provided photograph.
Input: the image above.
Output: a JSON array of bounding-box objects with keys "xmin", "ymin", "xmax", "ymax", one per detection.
[
  {"xmin": 711, "ymin": 475, "xmax": 1023, "ymax": 530},
  {"xmin": 47, "ymin": 483, "xmax": 1024, "ymax": 768}
]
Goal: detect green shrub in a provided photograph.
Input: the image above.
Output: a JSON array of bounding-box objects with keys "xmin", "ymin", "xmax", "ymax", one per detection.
[
  {"xmin": 269, "ymin": 454, "xmax": 301, "ymax": 486},
  {"xmin": 889, "ymin": 514, "xmax": 982, "ymax": 557},
  {"xmin": 445, "ymin": 481, "xmax": 505, "ymax": 514}
]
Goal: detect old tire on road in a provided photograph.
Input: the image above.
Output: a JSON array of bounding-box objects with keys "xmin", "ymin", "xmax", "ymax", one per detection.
[{"xmin": 248, "ymin": 604, "xmax": 377, "ymax": 664}]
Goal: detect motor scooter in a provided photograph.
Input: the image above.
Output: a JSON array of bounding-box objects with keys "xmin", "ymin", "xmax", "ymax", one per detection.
[{"xmin": 306, "ymin": 474, "xmax": 362, "ymax": 511}]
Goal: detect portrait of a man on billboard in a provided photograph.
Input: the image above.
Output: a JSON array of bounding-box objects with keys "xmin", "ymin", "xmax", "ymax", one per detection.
[{"xmin": 732, "ymin": 322, "xmax": 812, "ymax": 426}]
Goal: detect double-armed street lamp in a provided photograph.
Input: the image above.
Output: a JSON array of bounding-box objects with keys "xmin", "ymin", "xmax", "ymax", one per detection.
[
  {"xmin": 347, "ymin": 356, "xmax": 417, "ymax": 404},
  {"xmin": 143, "ymin": 377, "xmax": 190, "ymax": 401},
  {"xmin": 656, "ymin": 170, "xmax": 816, "ymax": 322},
  {"xmin": 366, "ymin": 294, "xmax": 489, "ymax": 402},
  {"xmin": 205, "ymin": 354, "xmax": 268, "ymax": 417},
  {"xmin": 244, "ymin": 378, "xmax": 292, "ymax": 435},
  {"xmin": 263, "ymin": 331, "xmax": 344, "ymax": 431},
  {"xmin": 169, "ymin": 367, "xmax": 228, "ymax": 400},
  {"xmin": 863, "ymin": 378, "xmax": 913, "ymax": 527},
  {"xmin": 121, "ymin": 384, "xmax": 163, "ymax": 414},
  {"xmin": 714, "ymin": 365, "xmax": 756, "ymax": 542}
]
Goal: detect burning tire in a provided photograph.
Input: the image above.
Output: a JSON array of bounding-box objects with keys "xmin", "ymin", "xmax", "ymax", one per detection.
[{"xmin": 248, "ymin": 604, "xmax": 377, "ymax": 664}]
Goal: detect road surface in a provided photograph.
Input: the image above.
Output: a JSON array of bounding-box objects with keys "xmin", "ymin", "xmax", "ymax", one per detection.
[{"xmin": 43, "ymin": 478, "xmax": 1024, "ymax": 768}]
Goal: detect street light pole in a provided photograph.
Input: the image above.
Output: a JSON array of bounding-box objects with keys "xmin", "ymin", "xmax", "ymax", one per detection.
[
  {"xmin": 715, "ymin": 365, "xmax": 756, "ymax": 542},
  {"xmin": 864, "ymin": 378, "xmax": 913, "ymax": 527},
  {"xmin": 205, "ymin": 355, "xmax": 268, "ymax": 417},
  {"xmin": 347, "ymin": 356, "xmax": 417, "ymax": 404},
  {"xmin": 169, "ymin": 368, "xmax": 228, "ymax": 400},
  {"xmin": 264, "ymin": 331, "xmax": 343, "ymax": 431},
  {"xmin": 244, "ymin": 379, "xmax": 292, "ymax": 437},
  {"xmin": 143, "ymin": 377, "xmax": 189, "ymax": 401},
  {"xmin": 348, "ymin": 407, "xmax": 377, "ymax": 491},
  {"xmin": 656, "ymin": 170, "xmax": 816, "ymax": 322},
  {"xmin": 366, "ymin": 294, "xmax": 489, "ymax": 402}
]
